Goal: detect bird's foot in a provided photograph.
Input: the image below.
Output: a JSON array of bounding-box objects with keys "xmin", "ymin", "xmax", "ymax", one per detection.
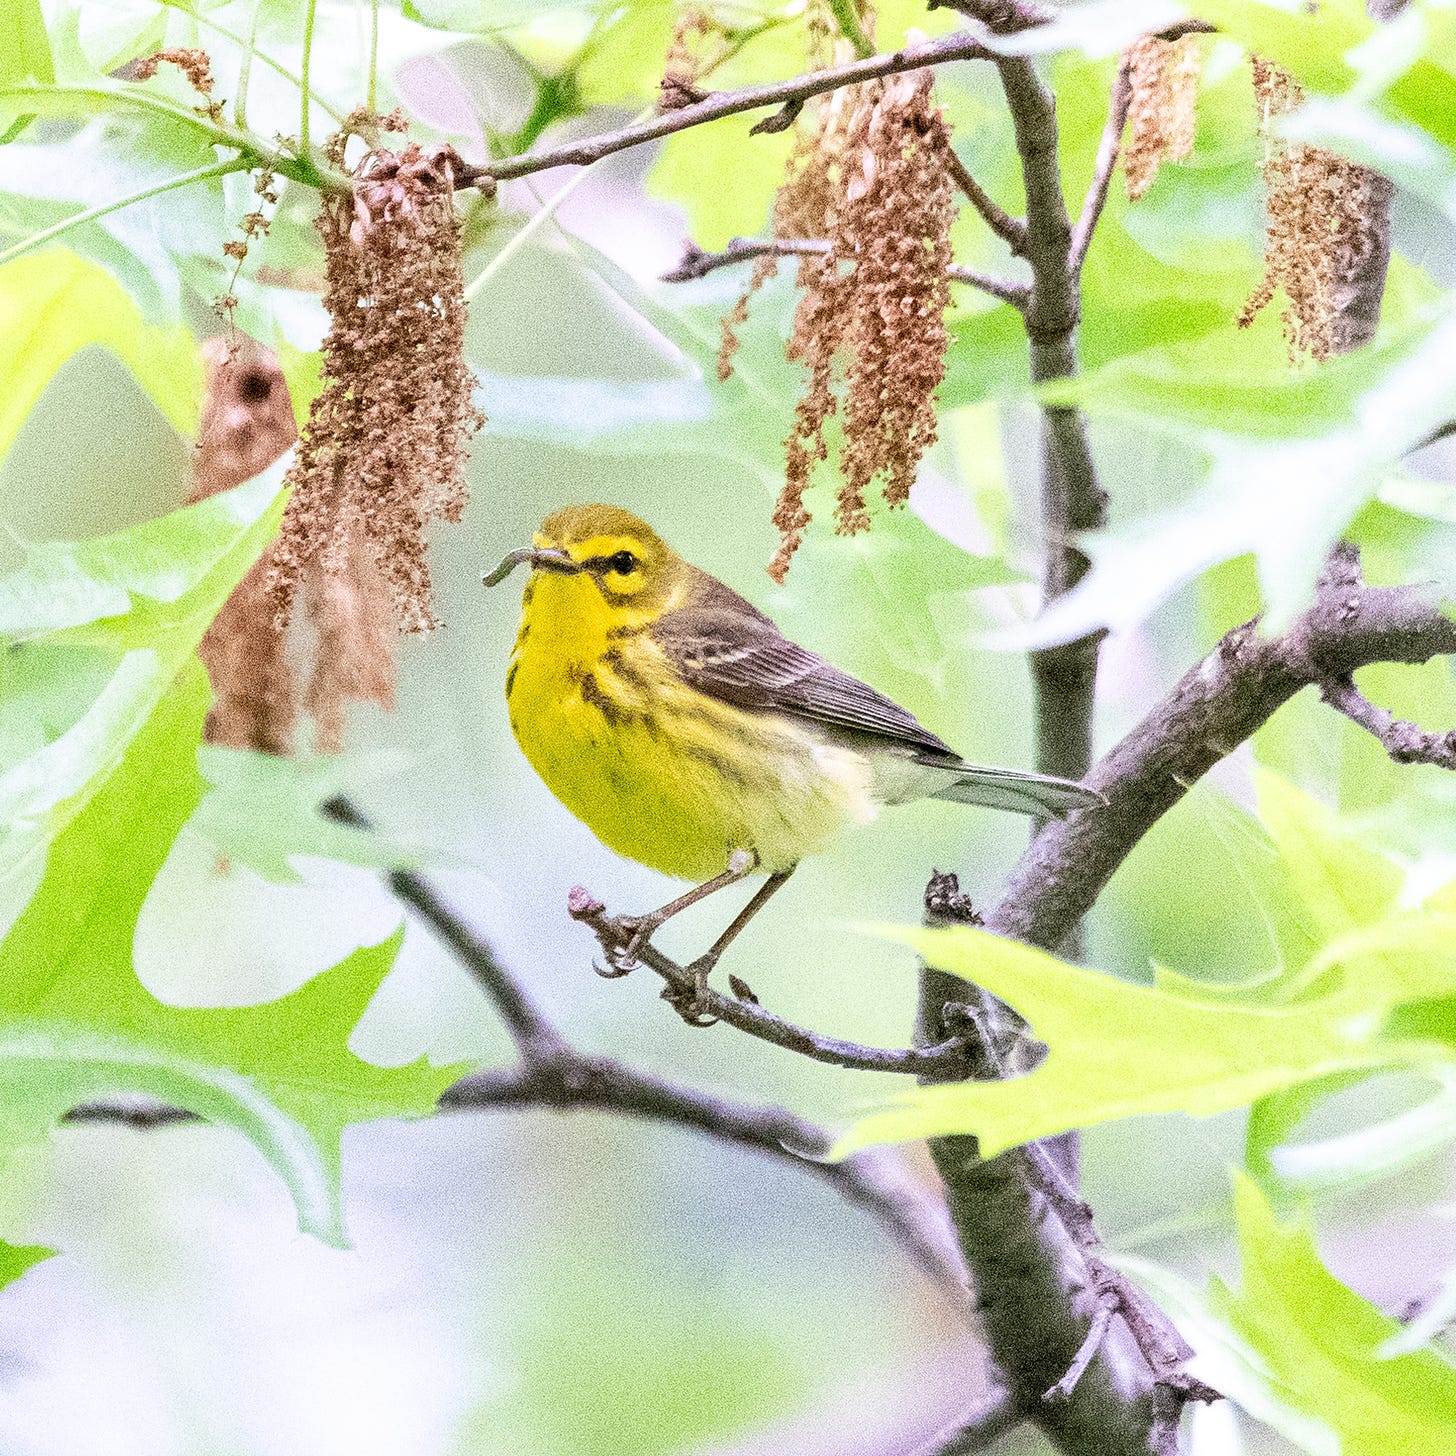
[
  {"xmin": 570, "ymin": 892, "xmax": 658, "ymax": 978},
  {"xmin": 660, "ymin": 954, "xmax": 719, "ymax": 1027},
  {"xmin": 604, "ymin": 913, "xmax": 660, "ymax": 973}
]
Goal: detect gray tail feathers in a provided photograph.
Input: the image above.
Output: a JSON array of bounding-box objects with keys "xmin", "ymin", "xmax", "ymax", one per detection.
[{"xmin": 928, "ymin": 764, "xmax": 1104, "ymax": 817}]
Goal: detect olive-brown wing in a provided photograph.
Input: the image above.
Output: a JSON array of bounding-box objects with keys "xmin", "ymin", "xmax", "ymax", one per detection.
[{"xmin": 650, "ymin": 577, "xmax": 958, "ymax": 760}]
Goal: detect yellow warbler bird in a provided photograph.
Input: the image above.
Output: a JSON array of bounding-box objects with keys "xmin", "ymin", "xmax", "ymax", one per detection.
[{"xmin": 485, "ymin": 504, "xmax": 1100, "ymax": 1017}]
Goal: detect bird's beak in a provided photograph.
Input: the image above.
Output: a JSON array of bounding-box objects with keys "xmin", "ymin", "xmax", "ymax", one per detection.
[{"xmin": 482, "ymin": 547, "xmax": 583, "ymax": 586}]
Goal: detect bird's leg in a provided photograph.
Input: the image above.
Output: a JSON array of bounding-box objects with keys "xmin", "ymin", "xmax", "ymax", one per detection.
[
  {"xmin": 605, "ymin": 849, "xmax": 758, "ymax": 974},
  {"xmin": 666, "ymin": 867, "xmax": 796, "ymax": 1026}
]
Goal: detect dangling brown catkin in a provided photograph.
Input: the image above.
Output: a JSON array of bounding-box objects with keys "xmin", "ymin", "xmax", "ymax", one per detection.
[
  {"xmin": 270, "ymin": 138, "xmax": 484, "ymax": 639},
  {"xmin": 1238, "ymin": 57, "xmax": 1384, "ymax": 362},
  {"xmin": 769, "ymin": 73, "xmax": 955, "ymax": 580},
  {"xmin": 768, "ymin": 94, "xmax": 854, "ymax": 576},
  {"xmin": 1122, "ymin": 35, "xmax": 1200, "ymax": 200},
  {"xmin": 190, "ymin": 337, "xmax": 299, "ymax": 754},
  {"xmin": 305, "ymin": 531, "xmax": 396, "ymax": 754},
  {"xmin": 837, "ymin": 74, "xmax": 954, "ymax": 522}
]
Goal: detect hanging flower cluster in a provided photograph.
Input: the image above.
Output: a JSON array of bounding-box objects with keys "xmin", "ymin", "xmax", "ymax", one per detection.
[
  {"xmin": 1122, "ymin": 34, "xmax": 1201, "ymax": 200},
  {"xmin": 194, "ymin": 115, "xmax": 485, "ymax": 754},
  {"xmin": 719, "ymin": 73, "xmax": 955, "ymax": 580},
  {"xmin": 1238, "ymin": 57, "xmax": 1388, "ymax": 361}
]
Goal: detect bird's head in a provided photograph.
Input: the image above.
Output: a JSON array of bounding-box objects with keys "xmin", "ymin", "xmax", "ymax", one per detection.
[{"xmin": 483, "ymin": 504, "xmax": 687, "ymax": 610}]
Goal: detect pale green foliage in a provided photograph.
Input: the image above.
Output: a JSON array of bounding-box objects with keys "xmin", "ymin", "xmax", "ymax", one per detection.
[
  {"xmin": 0, "ymin": 459, "xmax": 462, "ymax": 1242},
  {"xmin": 0, "ymin": 660, "xmax": 460, "ymax": 1245},
  {"xmin": 0, "ymin": 447, "xmax": 287, "ymax": 888},
  {"xmin": 0, "ymin": 249, "xmax": 201, "ymax": 453},
  {"xmin": 0, "ymin": 1237, "xmax": 52, "ymax": 1288},
  {"xmin": 1214, "ymin": 1174, "xmax": 1456, "ymax": 1456},
  {"xmin": 838, "ymin": 772, "xmax": 1456, "ymax": 1157},
  {"xmin": 193, "ymin": 747, "xmax": 426, "ymax": 883}
]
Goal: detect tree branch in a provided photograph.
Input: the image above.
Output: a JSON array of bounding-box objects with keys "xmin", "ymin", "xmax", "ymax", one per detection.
[
  {"xmin": 660, "ymin": 236, "xmax": 1030, "ymax": 307},
  {"xmin": 988, "ymin": 544, "xmax": 1456, "ymax": 954},
  {"xmin": 439, "ymin": 1060, "xmax": 967, "ymax": 1294},
  {"xmin": 1069, "ymin": 52, "xmax": 1132, "ymax": 276},
  {"xmin": 322, "ymin": 796, "xmax": 569, "ymax": 1064},
  {"xmin": 456, "ymin": 31, "xmax": 998, "ymax": 188},
  {"xmin": 1320, "ymin": 675, "xmax": 1456, "ymax": 769},
  {"xmin": 944, "ymin": 149, "xmax": 1027, "ymax": 255},
  {"xmin": 910, "ymin": 1381, "xmax": 1023, "ymax": 1455},
  {"xmin": 67, "ymin": 1063, "xmax": 968, "ymax": 1298},
  {"xmin": 567, "ymin": 885, "xmax": 976, "ymax": 1076},
  {"xmin": 921, "ymin": 881, "xmax": 1211, "ymax": 1456},
  {"xmin": 988, "ymin": 53, "xmax": 1104, "ymax": 811},
  {"xmin": 69, "ymin": 797, "xmax": 969, "ymax": 1303}
]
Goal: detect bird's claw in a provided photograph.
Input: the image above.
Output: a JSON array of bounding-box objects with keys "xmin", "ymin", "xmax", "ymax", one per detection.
[
  {"xmin": 589, "ymin": 911, "xmax": 656, "ymax": 977},
  {"xmin": 661, "ymin": 956, "xmax": 719, "ymax": 1027}
]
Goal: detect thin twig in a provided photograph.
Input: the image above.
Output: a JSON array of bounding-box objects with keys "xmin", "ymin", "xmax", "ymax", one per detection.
[
  {"xmin": 908, "ymin": 1382, "xmax": 1023, "ymax": 1455},
  {"xmin": 322, "ymin": 796, "xmax": 568, "ymax": 1063},
  {"xmin": 660, "ymin": 237, "xmax": 829, "ymax": 280},
  {"xmin": 66, "ymin": 1101, "xmax": 199, "ymax": 1129},
  {"xmin": 944, "ymin": 149, "xmax": 1027, "ymax": 255},
  {"xmin": 568, "ymin": 886, "xmax": 975, "ymax": 1075},
  {"xmin": 1319, "ymin": 676, "xmax": 1456, "ymax": 769},
  {"xmin": 1069, "ymin": 52, "xmax": 1132, "ymax": 275},
  {"xmin": 455, "ymin": 31, "xmax": 998, "ymax": 187},
  {"xmin": 950, "ymin": 264, "xmax": 1031, "ymax": 308},
  {"xmin": 660, "ymin": 237, "xmax": 1030, "ymax": 307},
  {"xmin": 442, "ymin": 1060, "xmax": 968, "ymax": 1293},
  {"xmin": 1043, "ymin": 1301, "xmax": 1115, "ymax": 1403},
  {"xmin": 1021, "ymin": 1145, "xmax": 1219, "ymax": 1405}
]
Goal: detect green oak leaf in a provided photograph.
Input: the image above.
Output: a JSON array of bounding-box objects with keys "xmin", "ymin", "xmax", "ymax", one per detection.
[
  {"xmin": 0, "ymin": 0, "xmax": 54, "ymax": 88},
  {"xmin": 1116, "ymin": 1252, "xmax": 1340, "ymax": 1456},
  {"xmin": 1255, "ymin": 766, "xmax": 1405, "ymax": 944},
  {"xmin": 1002, "ymin": 286, "xmax": 1456, "ymax": 645},
  {"xmin": 0, "ymin": 248, "xmax": 201, "ymax": 463},
  {"xmin": 0, "ymin": 462, "xmax": 289, "ymax": 889},
  {"xmin": 833, "ymin": 921, "xmax": 1441, "ymax": 1157},
  {"xmin": 193, "ymin": 747, "xmax": 426, "ymax": 884},
  {"xmin": 838, "ymin": 772, "xmax": 1456, "ymax": 1158},
  {"xmin": 0, "ymin": 661, "xmax": 462, "ymax": 1245},
  {"xmin": 0, "ymin": 1238, "xmax": 52, "ymax": 1288},
  {"xmin": 1212, "ymin": 1173, "xmax": 1456, "ymax": 1456}
]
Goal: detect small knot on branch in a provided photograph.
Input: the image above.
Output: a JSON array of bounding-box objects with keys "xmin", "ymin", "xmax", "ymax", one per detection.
[
  {"xmin": 924, "ymin": 870, "xmax": 984, "ymax": 927},
  {"xmin": 750, "ymin": 97, "xmax": 804, "ymax": 135},
  {"xmin": 660, "ymin": 75, "xmax": 711, "ymax": 111}
]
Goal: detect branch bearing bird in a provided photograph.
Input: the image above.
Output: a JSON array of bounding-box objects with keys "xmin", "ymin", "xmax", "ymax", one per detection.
[{"xmin": 486, "ymin": 504, "xmax": 1101, "ymax": 1018}]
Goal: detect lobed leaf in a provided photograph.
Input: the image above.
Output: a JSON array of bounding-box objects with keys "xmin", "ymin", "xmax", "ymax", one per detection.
[
  {"xmin": 0, "ymin": 663, "xmax": 461, "ymax": 1245},
  {"xmin": 1213, "ymin": 1174, "xmax": 1456, "ymax": 1456},
  {"xmin": 0, "ymin": 248, "xmax": 201, "ymax": 466},
  {"xmin": 0, "ymin": 462, "xmax": 289, "ymax": 886},
  {"xmin": 838, "ymin": 774, "xmax": 1456, "ymax": 1158}
]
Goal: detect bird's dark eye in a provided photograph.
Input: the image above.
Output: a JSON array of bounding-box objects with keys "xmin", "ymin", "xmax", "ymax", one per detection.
[{"xmin": 608, "ymin": 550, "xmax": 638, "ymax": 575}]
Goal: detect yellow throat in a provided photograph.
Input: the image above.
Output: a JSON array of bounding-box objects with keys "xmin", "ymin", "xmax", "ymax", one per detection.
[{"xmin": 500, "ymin": 505, "xmax": 876, "ymax": 880}]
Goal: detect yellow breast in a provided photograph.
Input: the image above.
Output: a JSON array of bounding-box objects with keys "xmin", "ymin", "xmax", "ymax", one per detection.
[{"xmin": 505, "ymin": 573, "xmax": 876, "ymax": 880}]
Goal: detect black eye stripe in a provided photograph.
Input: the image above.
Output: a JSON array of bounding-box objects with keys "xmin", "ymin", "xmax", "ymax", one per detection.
[{"xmin": 581, "ymin": 551, "xmax": 639, "ymax": 575}]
